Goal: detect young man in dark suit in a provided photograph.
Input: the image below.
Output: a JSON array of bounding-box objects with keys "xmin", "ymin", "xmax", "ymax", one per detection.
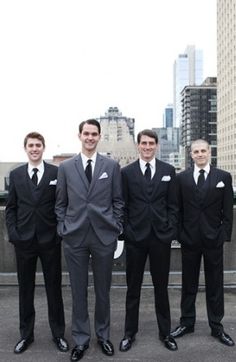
[
  {"xmin": 119, "ymin": 129, "xmax": 178, "ymax": 353},
  {"xmin": 171, "ymin": 139, "xmax": 235, "ymax": 347},
  {"xmin": 5, "ymin": 132, "xmax": 68, "ymax": 354}
]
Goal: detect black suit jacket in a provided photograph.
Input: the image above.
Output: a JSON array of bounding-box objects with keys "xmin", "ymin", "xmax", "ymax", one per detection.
[
  {"xmin": 121, "ymin": 159, "xmax": 178, "ymax": 244},
  {"xmin": 177, "ymin": 166, "xmax": 233, "ymax": 248},
  {"xmin": 5, "ymin": 161, "xmax": 60, "ymax": 247}
]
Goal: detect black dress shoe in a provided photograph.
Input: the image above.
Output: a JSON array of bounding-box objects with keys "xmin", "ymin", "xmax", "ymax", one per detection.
[
  {"xmin": 14, "ymin": 337, "xmax": 34, "ymax": 354},
  {"xmin": 53, "ymin": 337, "xmax": 69, "ymax": 352},
  {"xmin": 119, "ymin": 336, "xmax": 135, "ymax": 352},
  {"xmin": 97, "ymin": 340, "xmax": 114, "ymax": 356},
  {"xmin": 160, "ymin": 335, "xmax": 178, "ymax": 351},
  {"xmin": 70, "ymin": 345, "xmax": 89, "ymax": 361},
  {"xmin": 212, "ymin": 331, "xmax": 235, "ymax": 347},
  {"xmin": 170, "ymin": 325, "xmax": 194, "ymax": 338}
]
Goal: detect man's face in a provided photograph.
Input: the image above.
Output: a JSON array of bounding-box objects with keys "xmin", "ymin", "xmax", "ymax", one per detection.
[
  {"xmin": 138, "ymin": 135, "xmax": 158, "ymax": 162},
  {"xmin": 79, "ymin": 123, "xmax": 101, "ymax": 156},
  {"xmin": 191, "ymin": 142, "xmax": 211, "ymax": 168},
  {"xmin": 24, "ymin": 138, "xmax": 45, "ymax": 164}
]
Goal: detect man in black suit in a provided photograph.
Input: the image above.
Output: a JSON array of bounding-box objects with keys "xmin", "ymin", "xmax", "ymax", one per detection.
[
  {"xmin": 171, "ymin": 139, "xmax": 235, "ymax": 347},
  {"xmin": 119, "ymin": 129, "xmax": 178, "ymax": 352},
  {"xmin": 5, "ymin": 132, "xmax": 69, "ymax": 354}
]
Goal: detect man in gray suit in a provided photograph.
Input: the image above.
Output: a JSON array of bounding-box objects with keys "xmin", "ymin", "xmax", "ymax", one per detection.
[{"xmin": 55, "ymin": 119, "xmax": 124, "ymax": 361}]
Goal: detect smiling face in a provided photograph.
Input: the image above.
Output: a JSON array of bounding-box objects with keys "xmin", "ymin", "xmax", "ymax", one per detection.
[
  {"xmin": 137, "ymin": 135, "xmax": 158, "ymax": 162},
  {"xmin": 191, "ymin": 140, "xmax": 211, "ymax": 168},
  {"xmin": 79, "ymin": 123, "xmax": 101, "ymax": 157},
  {"xmin": 24, "ymin": 137, "xmax": 45, "ymax": 165}
]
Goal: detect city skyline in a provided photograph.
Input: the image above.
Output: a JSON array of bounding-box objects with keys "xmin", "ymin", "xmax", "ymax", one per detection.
[{"xmin": 0, "ymin": 0, "xmax": 217, "ymax": 161}]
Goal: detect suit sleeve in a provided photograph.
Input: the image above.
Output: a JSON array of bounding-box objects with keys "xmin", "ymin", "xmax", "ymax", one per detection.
[
  {"xmin": 222, "ymin": 172, "xmax": 233, "ymax": 241},
  {"xmin": 55, "ymin": 163, "xmax": 68, "ymax": 236},
  {"xmin": 5, "ymin": 171, "xmax": 20, "ymax": 243},
  {"xmin": 121, "ymin": 168, "xmax": 129, "ymax": 232},
  {"xmin": 166, "ymin": 167, "xmax": 179, "ymax": 239},
  {"xmin": 111, "ymin": 162, "xmax": 124, "ymax": 233}
]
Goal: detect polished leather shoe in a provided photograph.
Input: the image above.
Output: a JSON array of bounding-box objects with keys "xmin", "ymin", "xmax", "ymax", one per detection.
[
  {"xmin": 212, "ymin": 331, "xmax": 235, "ymax": 347},
  {"xmin": 53, "ymin": 337, "xmax": 69, "ymax": 352},
  {"xmin": 97, "ymin": 340, "xmax": 114, "ymax": 356},
  {"xmin": 170, "ymin": 325, "xmax": 194, "ymax": 338},
  {"xmin": 14, "ymin": 337, "xmax": 34, "ymax": 354},
  {"xmin": 119, "ymin": 336, "xmax": 135, "ymax": 352},
  {"xmin": 70, "ymin": 345, "xmax": 89, "ymax": 361},
  {"xmin": 160, "ymin": 335, "xmax": 178, "ymax": 351}
]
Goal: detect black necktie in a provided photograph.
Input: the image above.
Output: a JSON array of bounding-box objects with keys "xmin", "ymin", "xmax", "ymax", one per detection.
[
  {"xmin": 85, "ymin": 159, "xmax": 92, "ymax": 183},
  {"xmin": 144, "ymin": 162, "xmax": 151, "ymax": 181},
  {"xmin": 31, "ymin": 168, "xmax": 38, "ymax": 186},
  {"xmin": 197, "ymin": 169, "xmax": 205, "ymax": 188}
]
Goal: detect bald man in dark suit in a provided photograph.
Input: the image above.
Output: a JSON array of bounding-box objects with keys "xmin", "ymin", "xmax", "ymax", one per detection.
[{"xmin": 171, "ymin": 139, "xmax": 234, "ymax": 347}]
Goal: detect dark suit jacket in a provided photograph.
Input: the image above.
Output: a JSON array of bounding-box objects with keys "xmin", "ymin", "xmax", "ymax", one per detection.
[
  {"xmin": 177, "ymin": 166, "xmax": 233, "ymax": 248},
  {"xmin": 5, "ymin": 161, "xmax": 60, "ymax": 246},
  {"xmin": 121, "ymin": 159, "xmax": 178, "ymax": 244}
]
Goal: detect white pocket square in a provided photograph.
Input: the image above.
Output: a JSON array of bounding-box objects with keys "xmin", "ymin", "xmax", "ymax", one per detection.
[
  {"xmin": 49, "ymin": 179, "xmax": 57, "ymax": 185},
  {"xmin": 216, "ymin": 181, "xmax": 225, "ymax": 188},
  {"xmin": 161, "ymin": 175, "xmax": 171, "ymax": 182},
  {"xmin": 99, "ymin": 172, "xmax": 108, "ymax": 180}
]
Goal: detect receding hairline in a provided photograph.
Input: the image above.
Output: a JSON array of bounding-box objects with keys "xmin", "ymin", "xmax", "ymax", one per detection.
[{"xmin": 191, "ymin": 139, "xmax": 210, "ymax": 151}]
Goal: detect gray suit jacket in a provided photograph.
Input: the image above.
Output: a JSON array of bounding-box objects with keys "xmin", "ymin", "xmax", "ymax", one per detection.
[{"xmin": 55, "ymin": 153, "xmax": 124, "ymax": 246}]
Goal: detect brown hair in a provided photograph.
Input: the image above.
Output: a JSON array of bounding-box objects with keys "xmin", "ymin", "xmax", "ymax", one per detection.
[
  {"xmin": 137, "ymin": 129, "xmax": 158, "ymax": 144},
  {"xmin": 24, "ymin": 132, "xmax": 45, "ymax": 148}
]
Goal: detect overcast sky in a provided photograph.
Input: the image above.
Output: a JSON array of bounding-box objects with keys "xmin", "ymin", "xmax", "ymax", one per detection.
[{"xmin": 0, "ymin": 0, "xmax": 217, "ymax": 161}]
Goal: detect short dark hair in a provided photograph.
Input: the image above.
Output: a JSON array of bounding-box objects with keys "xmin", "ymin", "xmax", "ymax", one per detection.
[
  {"xmin": 79, "ymin": 119, "xmax": 101, "ymax": 134},
  {"xmin": 137, "ymin": 129, "xmax": 158, "ymax": 144},
  {"xmin": 24, "ymin": 132, "xmax": 45, "ymax": 148}
]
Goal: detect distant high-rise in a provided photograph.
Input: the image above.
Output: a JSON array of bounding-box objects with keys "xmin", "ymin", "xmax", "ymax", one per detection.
[
  {"xmin": 97, "ymin": 107, "xmax": 137, "ymax": 166},
  {"xmin": 173, "ymin": 45, "xmax": 203, "ymax": 127},
  {"xmin": 152, "ymin": 126, "xmax": 180, "ymax": 169},
  {"xmin": 181, "ymin": 77, "xmax": 217, "ymax": 168},
  {"xmin": 217, "ymin": 0, "xmax": 236, "ymax": 183},
  {"xmin": 163, "ymin": 104, "xmax": 173, "ymax": 128}
]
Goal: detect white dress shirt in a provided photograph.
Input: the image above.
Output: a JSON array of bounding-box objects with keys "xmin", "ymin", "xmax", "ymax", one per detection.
[
  {"xmin": 139, "ymin": 157, "xmax": 156, "ymax": 179},
  {"xmin": 81, "ymin": 152, "xmax": 97, "ymax": 175},
  {"xmin": 193, "ymin": 163, "xmax": 210, "ymax": 185},
  {"xmin": 28, "ymin": 161, "xmax": 44, "ymax": 185}
]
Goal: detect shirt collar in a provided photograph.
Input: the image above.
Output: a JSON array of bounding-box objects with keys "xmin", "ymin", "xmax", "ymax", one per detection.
[
  {"xmin": 194, "ymin": 163, "xmax": 210, "ymax": 175},
  {"xmin": 28, "ymin": 161, "xmax": 44, "ymax": 174},
  {"xmin": 139, "ymin": 157, "xmax": 155, "ymax": 169},
  {"xmin": 81, "ymin": 152, "xmax": 97, "ymax": 168}
]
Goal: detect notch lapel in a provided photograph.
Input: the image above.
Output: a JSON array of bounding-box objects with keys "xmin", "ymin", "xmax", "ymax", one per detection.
[
  {"xmin": 202, "ymin": 166, "xmax": 217, "ymax": 207},
  {"xmin": 88, "ymin": 154, "xmax": 104, "ymax": 194},
  {"xmin": 74, "ymin": 154, "xmax": 90, "ymax": 190}
]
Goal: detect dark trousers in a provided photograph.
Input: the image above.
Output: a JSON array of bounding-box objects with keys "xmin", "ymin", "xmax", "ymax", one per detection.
[
  {"xmin": 124, "ymin": 231, "xmax": 172, "ymax": 338},
  {"xmin": 180, "ymin": 244, "xmax": 224, "ymax": 334},
  {"xmin": 15, "ymin": 242, "xmax": 65, "ymax": 340}
]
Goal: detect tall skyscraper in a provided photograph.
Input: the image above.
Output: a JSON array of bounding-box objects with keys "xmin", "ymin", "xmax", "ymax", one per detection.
[
  {"xmin": 97, "ymin": 107, "xmax": 137, "ymax": 166},
  {"xmin": 173, "ymin": 45, "xmax": 204, "ymax": 127},
  {"xmin": 163, "ymin": 104, "xmax": 173, "ymax": 128},
  {"xmin": 181, "ymin": 77, "xmax": 217, "ymax": 168},
  {"xmin": 217, "ymin": 0, "xmax": 236, "ymax": 183}
]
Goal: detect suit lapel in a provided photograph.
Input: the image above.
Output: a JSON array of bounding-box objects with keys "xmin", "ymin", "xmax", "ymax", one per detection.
[
  {"xmin": 202, "ymin": 166, "xmax": 217, "ymax": 206},
  {"xmin": 74, "ymin": 154, "xmax": 90, "ymax": 190},
  {"xmin": 152, "ymin": 159, "xmax": 164, "ymax": 190},
  {"xmin": 29, "ymin": 162, "xmax": 52, "ymax": 202},
  {"xmin": 88, "ymin": 154, "xmax": 104, "ymax": 194}
]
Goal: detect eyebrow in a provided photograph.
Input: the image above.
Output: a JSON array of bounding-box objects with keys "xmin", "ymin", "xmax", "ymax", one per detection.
[{"xmin": 82, "ymin": 131, "xmax": 99, "ymax": 136}]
